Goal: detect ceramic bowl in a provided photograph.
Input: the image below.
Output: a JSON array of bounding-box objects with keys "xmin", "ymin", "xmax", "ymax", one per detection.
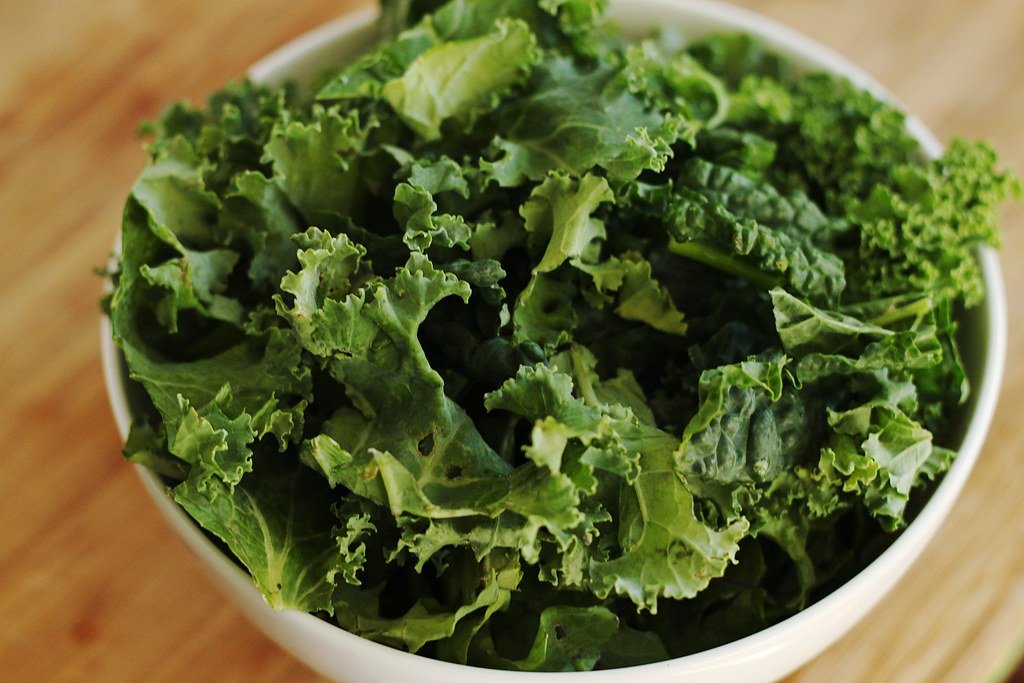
[{"xmin": 100, "ymin": 1, "xmax": 1007, "ymax": 680}]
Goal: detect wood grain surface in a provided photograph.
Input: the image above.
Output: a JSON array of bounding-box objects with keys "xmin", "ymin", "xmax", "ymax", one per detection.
[{"xmin": 1, "ymin": 1, "xmax": 1021, "ymax": 681}]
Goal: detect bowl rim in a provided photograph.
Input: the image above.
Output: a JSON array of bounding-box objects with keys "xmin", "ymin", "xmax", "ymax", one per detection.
[{"xmin": 100, "ymin": 0, "xmax": 1008, "ymax": 678}]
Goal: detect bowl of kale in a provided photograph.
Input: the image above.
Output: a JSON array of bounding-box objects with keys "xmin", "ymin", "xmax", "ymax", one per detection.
[{"xmin": 101, "ymin": 0, "xmax": 1019, "ymax": 680}]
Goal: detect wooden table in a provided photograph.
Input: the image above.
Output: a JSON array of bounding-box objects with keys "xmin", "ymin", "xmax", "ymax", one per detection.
[{"xmin": 2, "ymin": 1, "xmax": 1022, "ymax": 680}]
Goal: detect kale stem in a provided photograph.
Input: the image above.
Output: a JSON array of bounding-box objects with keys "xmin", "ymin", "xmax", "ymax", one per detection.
[
  {"xmin": 668, "ymin": 240, "xmax": 781, "ymax": 290},
  {"xmin": 867, "ymin": 297, "xmax": 933, "ymax": 327},
  {"xmin": 498, "ymin": 415, "xmax": 520, "ymax": 464},
  {"xmin": 570, "ymin": 345, "xmax": 601, "ymax": 407}
]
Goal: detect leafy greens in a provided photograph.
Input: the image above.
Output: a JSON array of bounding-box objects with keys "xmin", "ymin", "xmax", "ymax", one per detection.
[{"xmin": 108, "ymin": 0, "xmax": 1019, "ymax": 671}]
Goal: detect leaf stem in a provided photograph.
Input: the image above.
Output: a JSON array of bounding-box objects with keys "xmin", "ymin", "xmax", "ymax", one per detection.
[
  {"xmin": 668, "ymin": 240, "xmax": 781, "ymax": 290},
  {"xmin": 569, "ymin": 345, "xmax": 601, "ymax": 407},
  {"xmin": 867, "ymin": 297, "xmax": 933, "ymax": 327}
]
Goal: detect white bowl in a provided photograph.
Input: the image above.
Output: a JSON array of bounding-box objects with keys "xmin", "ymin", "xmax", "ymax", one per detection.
[{"xmin": 100, "ymin": 1, "xmax": 1008, "ymax": 681}]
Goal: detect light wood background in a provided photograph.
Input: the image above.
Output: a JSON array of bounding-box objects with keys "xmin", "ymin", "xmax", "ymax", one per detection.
[{"xmin": 2, "ymin": 0, "xmax": 1022, "ymax": 681}]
